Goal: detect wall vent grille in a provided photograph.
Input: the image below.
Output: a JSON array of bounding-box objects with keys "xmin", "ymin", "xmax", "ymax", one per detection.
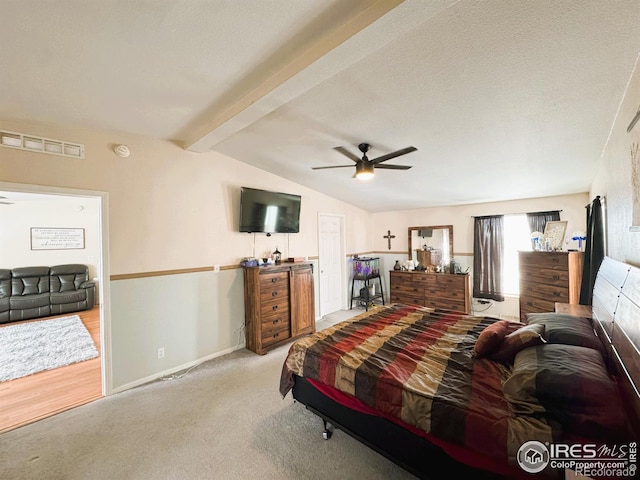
[{"xmin": 0, "ymin": 130, "xmax": 85, "ymax": 159}]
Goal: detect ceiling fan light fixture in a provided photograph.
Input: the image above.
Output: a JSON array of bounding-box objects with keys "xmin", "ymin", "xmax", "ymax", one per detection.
[{"xmin": 355, "ymin": 162, "xmax": 374, "ymax": 180}]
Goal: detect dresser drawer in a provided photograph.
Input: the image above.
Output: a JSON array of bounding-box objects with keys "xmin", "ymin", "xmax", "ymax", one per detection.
[
  {"xmin": 519, "ymin": 252, "xmax": 568, "ymax": 269},
  {"xmin": 428, "ymin": 286, "xmax": 468, "ymax": 302},
  {"xmin": 391, "ymin": 283, "xmax": 425, "ymax": 296},
  {"xmin": 435, "ymin": 298, "xmax": 468, "ymax": 312},
  {"xmin": 522, "ymin": 281, "xmax": 569, "ymax": 302},
  {"xmin": 390, "ymin": 272, "xmax": 430, "ymax": 287},
  {"xmin": 519, "ymin": 295, "xmax": 557, "ymax": 316},
  {"xmin": 261, "ymin": 317, "xmax": 291, "ymax": 347},
  {"xmin": 259, "ymin": 281, "xmax": 289, "ymax": 304},
  {"xmin": 391, "ymin": 292, "xmax": 423, "ymax": 305},
  {"xmin": 260, "ymin": 271, "xmax": 288, "ymax": 287},
  {"xmin": 520, "ymin": 267, "xmax": 569, "ymax": 288},
  {"xmin": 436, "ymin": 274, "xmax": 466, "ymax": 288},
  {"xmin": 260, "ymin": 296, "xmax": 290, "ymax": 317}
]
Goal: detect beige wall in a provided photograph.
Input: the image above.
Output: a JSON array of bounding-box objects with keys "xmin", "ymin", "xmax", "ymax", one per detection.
[
  {"xmin": 2, "ymin": 80, "xmax": 638, "ymax": 389},
  {"xmin": 591, "ymin": 54, "xmax": 640, "ymax": 266},
  {"xmin": 371, "ymin": 193, "xmax": 589, "ymax": 256},
  {"xmin": 370, "ymin": 193, "xmax": 589, "ymax": 320},
  {"xmin": 0, "ymin": 119, "xmax": 372, "ymax": 390},
  {"xmin": 0, "ymin": 119, "xmax": 372, "ymax": 274}
]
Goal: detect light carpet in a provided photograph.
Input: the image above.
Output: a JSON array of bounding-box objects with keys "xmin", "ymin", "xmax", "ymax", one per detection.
[
  {"xmin": 0, "ymin": 308, "xmax": 417, "ymax": 480},
  {"xmin": 0, "ymin": 314, "xmax": 98, "ymax": 382}
]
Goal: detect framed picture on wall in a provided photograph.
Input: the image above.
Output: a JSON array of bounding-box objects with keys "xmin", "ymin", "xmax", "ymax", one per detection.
[{"xmin": 30, "ymin": 227, "xmax": 85, "ymax": 250}]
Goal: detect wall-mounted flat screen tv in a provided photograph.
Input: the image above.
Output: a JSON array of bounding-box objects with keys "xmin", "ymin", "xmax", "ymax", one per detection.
[{"xmin": 239, "ymin": 187, "xmax": 301, "ymax": 233}]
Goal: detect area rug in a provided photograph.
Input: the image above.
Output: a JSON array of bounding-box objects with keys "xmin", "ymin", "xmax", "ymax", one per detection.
[{"xmin": 0, "ymin": 314, "xmax": 98, "ymax": 382}]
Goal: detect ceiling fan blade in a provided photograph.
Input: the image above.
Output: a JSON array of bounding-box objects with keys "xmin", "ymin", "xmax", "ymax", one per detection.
[
  {"xmin": 375, "ymin": 164, "xmax": 412, "ymax": 170},
  {"xmin": 371, "ymin": 146, "xmax": 417, "ymax": 164},
  {"xmin": 334, "ymin": 146, "xmax": 361, "ymax": 163},
  {"xmin": 312, "ymin": 165, "xmax": 356, "ymax": 170}
]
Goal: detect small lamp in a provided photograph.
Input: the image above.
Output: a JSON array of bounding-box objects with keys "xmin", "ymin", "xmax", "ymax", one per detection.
[
  {"xmin": 273, "ymin": 246, "xmax": 282, "ymax": 264},
  {"xmin": 571, "ymin": 231, "xmax": 587, "ymax": 251},
  {"xmin": 530, "ymin": 231, "xmax": 543, "ymax": 251}
]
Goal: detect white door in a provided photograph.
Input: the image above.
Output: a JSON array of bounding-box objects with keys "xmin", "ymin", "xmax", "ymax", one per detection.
[{"xmin": 318, "ymin": 214, "xmax": 344, "ymax": 317}]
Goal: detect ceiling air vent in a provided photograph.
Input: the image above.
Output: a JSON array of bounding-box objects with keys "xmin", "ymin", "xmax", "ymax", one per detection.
[{"xmin": 0, "ymin": 130, "xmax": 85, "ymax": 159}]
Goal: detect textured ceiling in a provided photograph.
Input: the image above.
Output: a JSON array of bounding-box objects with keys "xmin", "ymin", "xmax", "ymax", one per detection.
[{"xmin": 2, "ymin": 1, "xmax": 639, "ymax": 212}]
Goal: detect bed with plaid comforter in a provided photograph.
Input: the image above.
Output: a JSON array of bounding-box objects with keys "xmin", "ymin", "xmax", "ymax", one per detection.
[{"xmin": 279, "ymin": 303, "xmax": 629, "ymax": 477}]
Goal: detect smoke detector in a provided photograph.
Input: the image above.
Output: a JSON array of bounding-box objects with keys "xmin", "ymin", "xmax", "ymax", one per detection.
[{"xmin": 114, "ymin": 144, "xmax": 130, "ymax": 158}]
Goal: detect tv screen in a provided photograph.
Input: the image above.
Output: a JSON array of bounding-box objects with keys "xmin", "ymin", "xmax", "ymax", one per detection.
[{"xmin": 239, "ymin": 187, "xmax": 301, "ymax": 233}]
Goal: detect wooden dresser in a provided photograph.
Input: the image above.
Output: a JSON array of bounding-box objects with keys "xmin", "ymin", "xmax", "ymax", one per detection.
[
  {"xmin": 389, "ymin": 270, "xmax": 471, "ymax": 313},
  {"xmin": 243, "ymin": 262, "xmax": 315, "ymax": 355},
  {"xmin": 518, "ymin": 251, "xmax": 584, "ymax": 321}
]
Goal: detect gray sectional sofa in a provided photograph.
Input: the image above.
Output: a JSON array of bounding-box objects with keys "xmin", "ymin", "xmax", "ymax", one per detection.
[{"xmin": 0, "ymin": 264, "xmax": 95, "ymax": 324}]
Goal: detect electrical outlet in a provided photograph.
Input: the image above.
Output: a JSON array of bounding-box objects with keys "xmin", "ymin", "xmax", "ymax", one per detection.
[
  {"xmin": 157, "ymin": 347, "xmax": 165, "ymax": 359},
  {"xmin": 213, "ymin": 265, "xmax": 220, "ymax": 273}
]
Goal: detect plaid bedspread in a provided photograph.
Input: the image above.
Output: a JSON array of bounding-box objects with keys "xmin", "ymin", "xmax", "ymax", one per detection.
[{"xmin": 279, "ymin": 303, "xmax": 555, "ymax": 469}]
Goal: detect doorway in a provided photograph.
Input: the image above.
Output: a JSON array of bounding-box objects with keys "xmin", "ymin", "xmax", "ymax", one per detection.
[
  {"xmin": 318, "ymin": 213, "xmax": 346, "ymax": 317},
  {"xmin": 0, "ymin": 181, "xmax": 111, "ymax": 431}
]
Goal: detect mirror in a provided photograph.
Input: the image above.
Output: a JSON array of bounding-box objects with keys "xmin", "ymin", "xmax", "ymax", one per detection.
[{"xmin": 408, "ymin": 225, "xmax": 453, "ymax": 269}]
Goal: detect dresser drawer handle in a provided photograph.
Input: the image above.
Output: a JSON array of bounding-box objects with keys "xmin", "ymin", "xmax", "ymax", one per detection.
[
  {"xmin": 272, "ymin": 305, "xmax": 278, "ymax": 311},
  {"xmin": 272, "ymin": 291, "xmax": 278, "ymax": 297},
  {"xmin": 273, "ymin": 319, "xmax": 279, "ymax": 324},
  {"xmin": 273, "ymin": 333, "xmax": 279, "ymax": 339},
  {"xmin": 271, "ymin": 278, "xmax": 277, "ymax": 283}
]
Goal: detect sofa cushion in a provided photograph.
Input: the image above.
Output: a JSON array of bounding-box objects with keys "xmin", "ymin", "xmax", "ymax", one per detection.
[
  {"xmin": 9, "ymin": 292, "xmax": 51, "ymax": 321},
  {"xmin": 0, "ymin": 270, "xmax": 10, "ymax": 323},
  {"xmin": 0, "ymin": 269, "xmax": 11, "ymax": 299},
  {"xmin": 50, "ymin": 264, "xmax": 89, "ymax": 292},
  {"xmin": 11, "ymin": 266, "xmax": 50, "ymax": 295},
  {"xmin": 50, "ymin": 289, "xmax": 88, "ymax": 305},
  {"xmin": 10, "ymin": 292, "xmax": 50, "ymax": 309}
]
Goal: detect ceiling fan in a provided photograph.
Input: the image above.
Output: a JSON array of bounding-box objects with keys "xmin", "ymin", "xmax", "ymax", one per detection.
[{"xmin": 312, "ymin": 143, "xmax": 417, "ymax": 180}]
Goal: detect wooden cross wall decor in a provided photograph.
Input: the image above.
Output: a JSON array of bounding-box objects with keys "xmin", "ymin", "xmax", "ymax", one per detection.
[{"xmin": 383, "ymin": 230, "xmax": 395, "ymax": 250}]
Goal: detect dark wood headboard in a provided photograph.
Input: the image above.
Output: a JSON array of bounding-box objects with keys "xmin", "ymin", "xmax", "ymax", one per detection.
[{"xmin": 591, "ymin": 256, "xmax": 640, "ymax": 434}]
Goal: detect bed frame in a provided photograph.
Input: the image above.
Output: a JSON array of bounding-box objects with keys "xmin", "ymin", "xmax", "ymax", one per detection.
[
  {"xmin": 590, "ymin": 256, "xmax": 640, "ymax": 435},
  {"xmin": 291, "ymin": 256, "xmax": 640, "ymax": 479}
]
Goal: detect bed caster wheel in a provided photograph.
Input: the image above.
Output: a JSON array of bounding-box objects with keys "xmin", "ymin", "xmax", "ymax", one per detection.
[{"xmin": 322, "ymin": 420, "xmax": 333, "ymax": 440}]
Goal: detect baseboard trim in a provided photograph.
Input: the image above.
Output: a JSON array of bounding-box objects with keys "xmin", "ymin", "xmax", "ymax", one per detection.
[{"xmin": 110, "ymin": 343, "xmax": 246, "ymax": 394}]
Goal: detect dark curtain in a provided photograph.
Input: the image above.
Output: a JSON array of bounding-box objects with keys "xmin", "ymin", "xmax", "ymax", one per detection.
[
  {"xmin": 473, "ymin": 215, "xmax": 505, "ymax": 302},
  {"xmin": 526, "ymin": 210, "xmax": 561, "ymax": 234},
  {"xmin": 579, "ymin": 196, "xmax": 605, "ymax": 305}
]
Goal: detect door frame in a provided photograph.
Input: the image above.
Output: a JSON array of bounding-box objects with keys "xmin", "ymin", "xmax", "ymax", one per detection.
[
  {"xmin": 0, "ymin": 181, "xmax": 112, "ymax": 395},
  {"xmin": 317, "ymin": 212, "xmax": 347, "ymax": 316}
]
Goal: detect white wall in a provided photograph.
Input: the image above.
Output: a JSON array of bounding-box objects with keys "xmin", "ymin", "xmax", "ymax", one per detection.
[
  {"xmin": 0, "ymin": 195, "xmax": 101, "ymax": 278},
  {"xmin": 591, "ymin": 54, "xmax": 640, "ymax": 266}
]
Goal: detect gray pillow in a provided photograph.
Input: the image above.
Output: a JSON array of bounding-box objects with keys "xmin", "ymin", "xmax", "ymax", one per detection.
[{"xmin": 524, "ymin": 312, "xmax": 605, "ymax": 357}]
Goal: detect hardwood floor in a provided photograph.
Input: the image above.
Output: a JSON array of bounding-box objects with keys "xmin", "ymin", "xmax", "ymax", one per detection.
[{"xmin": 0, "ymin": 306, "xmax": 103, "ymax": 433}]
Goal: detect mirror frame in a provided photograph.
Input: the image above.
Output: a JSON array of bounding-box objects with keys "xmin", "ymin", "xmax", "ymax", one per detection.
[{"xmin": 408, "ymin": 225, "xmax": 454, "ymax": 262}]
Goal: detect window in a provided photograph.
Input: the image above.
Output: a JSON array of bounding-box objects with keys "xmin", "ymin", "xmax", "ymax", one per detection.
[{"xmin": 502, "ymin": 214, "xmax": 532, "ymax": 295}]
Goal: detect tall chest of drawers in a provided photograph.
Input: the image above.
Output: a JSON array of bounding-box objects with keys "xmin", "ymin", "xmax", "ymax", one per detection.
[
  {"xmin": 243, "ymin": 262, "xmax": 315, "ymax": 355},
  {"xmin": 518, "ymin": 251, "xmax": 584, "ymax": 321},
  {"xmin": 389, "ymin": 270, "xmax": 471, "ymax": 313}
]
